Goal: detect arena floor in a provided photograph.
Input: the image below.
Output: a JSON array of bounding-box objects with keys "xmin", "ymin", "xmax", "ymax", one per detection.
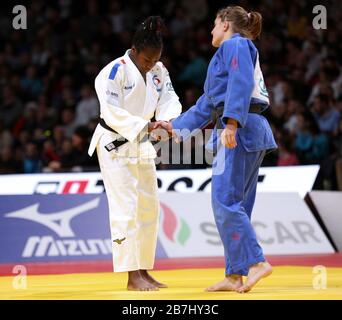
[{"xmin": 1, "ymin": 254, "xmax": 341, "ymax": 300}]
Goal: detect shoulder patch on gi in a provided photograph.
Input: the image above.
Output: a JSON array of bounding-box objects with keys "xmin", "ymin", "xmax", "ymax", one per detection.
[
  {"xmin": 231, "ymin": 57, "xmax": 238, "ymax": 70},
  {"xmin": 109, "ymin": 63, "xmax": 122, "ymax": 80}
]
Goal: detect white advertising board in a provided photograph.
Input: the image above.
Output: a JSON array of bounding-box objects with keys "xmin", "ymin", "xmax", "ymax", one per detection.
[
  {"xmin": 0, "ymin": 165, "xmax": 319, "ymax": 198},
  {"xmin": 158, "ymin": 192, "xmax": 334, "ymax": 257}
]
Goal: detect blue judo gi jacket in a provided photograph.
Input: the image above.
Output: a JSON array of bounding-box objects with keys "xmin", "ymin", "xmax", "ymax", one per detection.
[{"xmin": 172, "ymin": 33, "xmax": 277, "ymax": 153}]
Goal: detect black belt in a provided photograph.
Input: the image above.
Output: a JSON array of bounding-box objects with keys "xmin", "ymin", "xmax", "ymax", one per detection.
[
  {"xmin": 99, "ymin": 118, "xmax": 118, "ymax": 134},
  {"xmin": 99, "ymin": 118, "xmax": 148, "ymax": 152},
  {"xmin": 211, "ymin": 104, "xmax": 264, "ymax": 129}
]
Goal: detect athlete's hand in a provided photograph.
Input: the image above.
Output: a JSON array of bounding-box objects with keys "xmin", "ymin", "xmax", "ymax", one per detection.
[
  {"xmin": 148, "ymin": 121, "xmax": 162, "ymax": 132},
  {"xmin": 158, "ymin": 121, "xmax": 173, "ymax": 135},
  {"xmin": 159, "ymin": 121, "xmax": 182, "ymax": 143},
  {"xmin": 221, "ymin": 118, "xmax": 238, "ymax": 148},
  {"xmin": 150, "ymin": 121, "xmax": 171, "ymax": 141}
]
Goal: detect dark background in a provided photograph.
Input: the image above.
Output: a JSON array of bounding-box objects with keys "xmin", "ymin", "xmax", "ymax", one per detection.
[{"xmin": 0, "ymin": 0, "xmax": 341, "ymax": 190}]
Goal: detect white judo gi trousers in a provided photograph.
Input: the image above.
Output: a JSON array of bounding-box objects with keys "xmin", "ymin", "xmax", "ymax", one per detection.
[{"xmin": 96, "ymin": 135, "xmax": 159, "ymax": 272}]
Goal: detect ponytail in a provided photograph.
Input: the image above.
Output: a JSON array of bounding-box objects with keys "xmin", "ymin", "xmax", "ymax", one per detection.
[
  {"xmin": 247, "ymin": 11, "xmax": 262, "ymax": 40},
  {"xmin": 217, "ymin": 6, "xmax": 263, "ymax": 40}
]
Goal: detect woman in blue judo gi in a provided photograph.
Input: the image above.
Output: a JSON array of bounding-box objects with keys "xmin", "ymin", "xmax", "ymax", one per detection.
[{"xmin": 163, "ymin": 6, "xmax": 277, "ymax": 292}]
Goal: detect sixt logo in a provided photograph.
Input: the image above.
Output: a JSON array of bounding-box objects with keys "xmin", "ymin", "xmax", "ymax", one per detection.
[{"xmin": 160, "ymin": 203, "xmax": 190, "ymax": 246}]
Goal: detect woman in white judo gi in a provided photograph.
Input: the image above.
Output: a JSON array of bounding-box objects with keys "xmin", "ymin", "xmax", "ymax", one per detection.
[{"xmin": 88, "ymin": 16, "xmax": 182, "ymax": 291}]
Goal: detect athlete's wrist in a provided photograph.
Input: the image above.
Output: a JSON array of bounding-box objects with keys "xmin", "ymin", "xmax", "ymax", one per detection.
[{"xmin": 226, "ymin": 118, "xmax": 238, "ymax": 128}]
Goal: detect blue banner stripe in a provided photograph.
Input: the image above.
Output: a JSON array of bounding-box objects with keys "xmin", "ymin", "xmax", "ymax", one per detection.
[{"xmin": 109, "ymin": 63, "xmax": 120, "ymax": 80}]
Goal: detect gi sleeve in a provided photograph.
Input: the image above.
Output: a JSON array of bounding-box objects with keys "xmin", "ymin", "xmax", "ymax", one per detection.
[
  {"xmin": 171, "ymin": 94, "xmax": 212, "ymax": 141},
  {"xmin": 100, "ymin": 64, "xmax": 148, "ymax": 142},
  {"xmin": 221, "ymin": 38, "xmax": 255, "ymax": 128},
  {"xmin": 155, "ymin": 65, "xmax": 182, "ymax": 121}
]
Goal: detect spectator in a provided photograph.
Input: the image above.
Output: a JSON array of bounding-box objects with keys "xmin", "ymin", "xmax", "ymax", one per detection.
[
  {"xmin": 60, "ymin": 108, "xmax": 77, "ymax": 138},
  {"xmin": 277, "ymin": 135, "xmax": 300, "ymax": 166},
  {"xmin": 22, "ymin": 142, "xmax": 42, "ymax": 173},
  {"xmin": 178, "ymin": 50, "xmax": 207, "ymax": 87},
  {"xmin": 311, "ymin": 94, "xmax": 340, "ymax": 134},
  {"xmin": 74, "ymin": 85, "xmax": 99, "ymax": 126}
]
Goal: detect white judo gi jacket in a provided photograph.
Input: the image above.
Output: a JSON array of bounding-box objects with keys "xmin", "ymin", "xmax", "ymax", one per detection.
[
  {"xmin": 88, "ymin": 50, "xmax": 182, "ymax": 159},
  {"xmin": 88, "ymin": 50, "xmax": 182, "ymax": 272}
]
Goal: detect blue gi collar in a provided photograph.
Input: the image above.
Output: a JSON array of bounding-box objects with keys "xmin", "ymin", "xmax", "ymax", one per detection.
[{"xmin": 231, "ymin": 33, "xmax": 241, "ymax": 39}]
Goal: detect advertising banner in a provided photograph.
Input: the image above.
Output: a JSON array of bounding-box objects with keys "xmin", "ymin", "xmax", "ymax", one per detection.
[
  {"xmin": 0, "ymin": 166, "xmax": 319, "ymax": 198},
  {"xmin": 0, "ymin": 191, "xmax": 333, "ymax": 266}
]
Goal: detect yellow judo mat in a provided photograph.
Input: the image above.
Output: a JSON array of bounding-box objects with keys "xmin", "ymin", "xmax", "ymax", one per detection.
[{"xmin": 1, "ymin": 266, "xmax": 341, "ymax": 300}]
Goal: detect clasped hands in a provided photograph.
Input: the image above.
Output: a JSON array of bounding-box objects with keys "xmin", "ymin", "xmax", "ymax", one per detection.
[
  {"xmin": 148, "ymin": 120, "xmax": 173, "ymax": 141},
  {"xmin": 147, "ymin": 118, "xmax": 238, "ymax": 148}
]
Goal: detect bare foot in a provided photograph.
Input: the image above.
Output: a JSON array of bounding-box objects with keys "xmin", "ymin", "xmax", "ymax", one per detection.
[
  {"xmin": 127, "ymin": 270, "xmax": 159, "ymax": 291},
  {"xmin": 236, "ymin": 261, "xmax": 273, "ymax": 293},
  {"xmin": 140, "ymin": 270, "xmax": 168, "ymax": 288},
  {"xmin": 205, "ymin": 275, "xmax": 243, "ymax": 292}
]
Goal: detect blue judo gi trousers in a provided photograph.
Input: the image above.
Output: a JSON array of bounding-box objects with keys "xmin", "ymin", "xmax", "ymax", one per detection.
[{"xmin": 212, "ymin": 135, "xmax": 266, "ymax": 276}]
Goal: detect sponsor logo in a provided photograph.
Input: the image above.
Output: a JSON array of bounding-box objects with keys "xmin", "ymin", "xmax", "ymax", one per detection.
[
  {"xmin": 259, "ymin": 78, "xmax": 269, "ymax": 98},
  {"xmin": 124, "ymin": 83, "xmax": 135, "ymax": 90},
  {"xmin": 1, "ymin": 195, "xmax": 112, "ymax": 260},
  {"xmin": 160, "ymin": 203, "xmax": 190, "ymax": 246},
  {"xmin": 5, "ymin": 198, "xmax": 100, "ymax": 237},
  {"xmin": 106, "ymin": 90, "xmax": 118, "ymax": 97},
  {"xmin": 113, "ymin": 237, "xmax": 126, "ymax": 245},
  {"xmin": 34, "ymin": 180, "xmax": 104, "ymax": 194},
  {"xmin": 22, "ymin": 236, "xmax": 112, "ymax": 257},
  {"xmin": 0, "ymin": 165, "xmax": 320, "ymax": 199},
  {"xmin": 166, "ymin": 82, "xmax": 174, "ymax": 91}
]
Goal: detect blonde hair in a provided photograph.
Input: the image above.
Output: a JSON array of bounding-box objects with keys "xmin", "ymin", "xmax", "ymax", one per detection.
[{"xmin": 217, "ymin": 5, "xmax": 262, "ymax": 40}]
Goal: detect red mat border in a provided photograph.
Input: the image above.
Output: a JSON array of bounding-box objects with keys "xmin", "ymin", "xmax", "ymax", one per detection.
[{"xmin": 1, "ymin": 254, "xmax": 341, "ymax": 276}]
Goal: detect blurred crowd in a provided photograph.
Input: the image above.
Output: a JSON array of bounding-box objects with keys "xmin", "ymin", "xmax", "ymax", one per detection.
[{"xmin": 0, "ymin": 0, "xmax": 341, "ymax": 190}]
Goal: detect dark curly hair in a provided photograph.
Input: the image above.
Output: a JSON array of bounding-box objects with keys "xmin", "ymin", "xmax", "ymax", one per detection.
[{"xmin": 132, "ymin": 16, "xmax": 165, "ymax": 52}]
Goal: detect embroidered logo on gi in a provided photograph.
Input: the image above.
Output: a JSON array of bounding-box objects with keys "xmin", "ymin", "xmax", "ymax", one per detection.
[
  {"xmin": 166, "ymin": 82, "xmax": 174, "ymax": 91},
  {"xmin": 124, "ymin": 83, "xmax": 135, "ymax": 90},
  {"xmin": 160, "ymin": 203, "xmax": 190, "ymax": 246},
  {"xmin": 231, "ymin": 231, "xmax": 240, "ymax": 240},
  {"xmin": 152, "ymin": 75, "xmax": 162, "ymax": 92},
  {"xmin": 113, "ymin": 237, "xmax": 126, "ymax": 245},
  {"xmin": 259, "ymin": 78, "xmax": 269, "ymax": 98},
  {"xmin": 231, "ymin": 57, "xmax": 238, "ymax": 70},
  {"xmin": 106, "ymin": 90, "xmax": 118, "ymax": 97}
]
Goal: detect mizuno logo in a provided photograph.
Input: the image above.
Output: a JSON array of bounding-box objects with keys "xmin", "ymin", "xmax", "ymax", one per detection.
[
  {"xmin": 113, "ymin": 237, "xmax": 126, "ymax": 244},
  {"xmin": 4, "ymin": 198, "xmax": 100, "ymax": 237}
]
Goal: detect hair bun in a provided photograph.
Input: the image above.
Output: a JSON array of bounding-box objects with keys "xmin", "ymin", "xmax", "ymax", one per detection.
[
  {"xmin": 133, "ymin": 16, "xmax": 165, "ymax": 51},
  {"xmin": 143, "ymin": 16, "xmax": 164, "ymax": 34}
]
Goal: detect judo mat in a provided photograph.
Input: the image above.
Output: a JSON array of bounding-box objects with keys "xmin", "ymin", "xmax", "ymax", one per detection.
[{"xmin": 1, "ymin": 255, "xmax": 342, "ymax": 300}]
